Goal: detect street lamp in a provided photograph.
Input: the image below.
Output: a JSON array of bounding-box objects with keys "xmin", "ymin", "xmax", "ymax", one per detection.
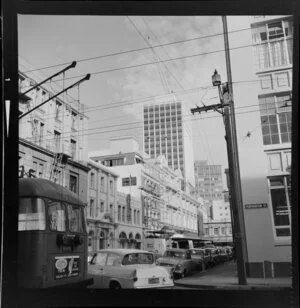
[{"xmin": 212, "ymin": 69, "xmax": 221, "ymax": 86}]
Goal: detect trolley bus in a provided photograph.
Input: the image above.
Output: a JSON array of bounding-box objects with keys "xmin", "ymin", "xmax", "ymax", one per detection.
[{"xmin": 18, "ymin": 178, "xmax": 93, "ymax": 288}]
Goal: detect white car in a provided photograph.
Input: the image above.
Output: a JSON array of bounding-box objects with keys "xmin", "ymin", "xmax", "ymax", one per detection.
[{"xmin": 88, "ymin": 249, "xmax": 174, "ymax": 289}]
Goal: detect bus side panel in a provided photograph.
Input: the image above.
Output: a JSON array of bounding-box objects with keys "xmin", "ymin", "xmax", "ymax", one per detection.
[
  {"xmin": 46, "ymin": 232, "xmax": 88, "ymax": 287},
  {"xmin": 18, "ymin": 232, "xmax": 47, "ymax": 288}
]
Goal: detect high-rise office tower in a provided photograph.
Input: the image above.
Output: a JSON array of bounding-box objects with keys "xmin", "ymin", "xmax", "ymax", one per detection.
[
  {"xmin": 194, "ymin": 160, "xmax": 224, "ymax": 201},
  {"xmin": 143, "ymin": 95, "xmax": 195, "ymax": 186}
]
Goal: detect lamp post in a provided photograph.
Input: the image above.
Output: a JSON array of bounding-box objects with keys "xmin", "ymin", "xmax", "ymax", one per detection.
[{"xmin": 211, "ymin": 68, "xmax": 247, "ymax": 285}]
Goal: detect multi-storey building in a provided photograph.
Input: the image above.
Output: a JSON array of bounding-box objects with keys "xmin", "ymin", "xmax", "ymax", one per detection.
[
  {"xmin": 143, "ymin": 94, "xmax": 195, "ymax": 188},
  {"xmin": 116, "ymin": 191, "xmax": 143, "ymax": 249},
  {"xmin": 90, "ymin": 137, "xmax": 202, "ymax": 238},
  {"xmin": 194, "ymin": 160, "xmax": 224, "ymax": 201},
  {"xmin": 203, "ymin": 221, "xmax": 233, "ymax": 245},
  {"xmin": 251, "ymin": 15, "xmax": 292, "ymax": 239},
  {"xmin": 86, "ymin": 160, "xmax": 118, "ymax": 253},
  {"xmin": 150, "ymin": 155, "xmax": 201, "ymax": 236},
  {"xmin": 223, "ymin": 16, "xmax": 292, "ymax": 278},
  {"xmin": 86, "ymin": 158, "xmax": 143, "ymax": 252},
  {"xmin": 18, "ymin": 69, "xmax": 90, "ymax": 203}
]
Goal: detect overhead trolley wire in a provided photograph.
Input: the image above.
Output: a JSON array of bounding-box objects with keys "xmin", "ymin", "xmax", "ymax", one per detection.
[{"xmin": 23, "ymin": 26, "xmax": 253, "ymax": 74}]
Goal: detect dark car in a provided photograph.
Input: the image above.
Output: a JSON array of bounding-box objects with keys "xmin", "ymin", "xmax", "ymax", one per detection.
[
  {"xmin": 190, "ymin": 248, "xmax": 211, "ymax": 270},
  {"xmin": 156, "ymin": 248, "xmax": 198, "ymax": 279},
  {"xmin": 204, "ymin": 248, "xmax": 221, "ymax": 267}
]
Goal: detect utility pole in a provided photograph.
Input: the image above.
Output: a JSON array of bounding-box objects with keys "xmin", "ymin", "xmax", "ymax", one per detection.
[{"xmin": 190, "ymin": 16, "xmax": 248, "ymax": 285}]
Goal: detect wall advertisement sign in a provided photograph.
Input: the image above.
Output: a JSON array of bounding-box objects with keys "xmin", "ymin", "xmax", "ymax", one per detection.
[{"xmin": 54, "ymin": 256, "xmax": 80, "ymax": 280}]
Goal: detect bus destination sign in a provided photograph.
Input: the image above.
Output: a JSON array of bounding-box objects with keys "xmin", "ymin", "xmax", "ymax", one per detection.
[{"xmin": 245, "ymin": 203, "xmax": 268, "ymax": 209}]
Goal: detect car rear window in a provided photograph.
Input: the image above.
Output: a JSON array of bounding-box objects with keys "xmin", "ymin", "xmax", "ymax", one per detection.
[
  {"xmin": 122, "ymin": 253, "xmax": 153, "ymax": 265},
  {"xmin": 164, "ymin": 251, "xmax": 186, "ymax": 259}
]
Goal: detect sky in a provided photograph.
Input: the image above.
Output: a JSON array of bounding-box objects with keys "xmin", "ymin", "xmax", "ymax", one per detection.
[{"xmin": 18, "ymin": 15, "xmax": 256, "ymax": 178}]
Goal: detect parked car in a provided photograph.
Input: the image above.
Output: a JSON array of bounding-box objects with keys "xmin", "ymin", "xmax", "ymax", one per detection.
[
  {"xmin": 215, "ymin": 247, "xmax": 229, "ymax": 263},
  {"xmin": 88, "ymin": 249, "xmax": 174, "ymax": 289},
  {"xmin": 156, "ymin": 248, "xmax": 197, "ymax": 279},
  {"xmin": 190, "ymin": 248, "xmax": 211, "ymax": 270},
  {"xmin": 204, "ymin": 248, "xmax": 221, "ymax": 266},
  {"xmin": 224, "ymin": 246, "xmax": 233, "ymax": 260}
]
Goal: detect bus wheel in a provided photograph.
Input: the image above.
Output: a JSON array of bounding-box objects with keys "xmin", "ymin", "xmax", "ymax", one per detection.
[{"xmin": 110, "ymin": 281, "xmax": 121, "ymax": 289}]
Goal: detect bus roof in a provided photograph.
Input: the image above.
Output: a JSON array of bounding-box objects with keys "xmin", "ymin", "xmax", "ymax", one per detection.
[{"xmin": 19, "ymin": 178, "xmax": 85, "ymax": 206}]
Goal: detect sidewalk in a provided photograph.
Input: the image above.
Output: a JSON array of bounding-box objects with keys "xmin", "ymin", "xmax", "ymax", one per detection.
[{"xmin": 174, "ymin": 261, "xmax": 292, "ymax": 290}]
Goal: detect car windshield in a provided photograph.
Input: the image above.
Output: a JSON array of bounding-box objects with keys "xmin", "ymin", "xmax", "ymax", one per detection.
[
  {"xmin": 122, "ymin": 253, "xmax": 153, "ymax": 265},
  {"xmin": 164, "ymin": 250, "xmax": 186, "ymax": 259}
]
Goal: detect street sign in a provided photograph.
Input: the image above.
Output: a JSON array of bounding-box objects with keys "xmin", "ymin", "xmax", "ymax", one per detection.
[{"xmin": 245, "ymin": 203, "xmax": 268, "ymax": 209}]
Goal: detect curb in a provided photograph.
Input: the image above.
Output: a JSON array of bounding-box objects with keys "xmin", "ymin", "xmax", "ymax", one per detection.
[{"xmin": 174, "ymin": 282, "xmax": 292, "ymax": 291}]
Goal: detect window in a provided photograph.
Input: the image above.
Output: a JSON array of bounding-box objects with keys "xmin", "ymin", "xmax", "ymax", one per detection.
[
  {"xmin": 71, "ymin": 111, "xmax": 77, "ymax": 129},
  {"xmin": 100, "ymin": 176, "xmax": 105, "ymax": 191},
  {"xmin": 214, "ymin": 228, "xmax": 219, "ymax": 235},
  {"xmin": 122, "ymin": 253, "xmax": 153, "ymax": 265},
  {"xmin": 90, "ymin": 199, "xmax": 94, "ymax": 217},
  {"xmin": 69, "ymin": 175, "xmax": 78, "ymax": 193},
  {"xmin": 55, "ymin": 101, "xmax": 62, "ymax": 121},
  {"xmin": 67, "ymin": 204, "xmax": 84, "ymax": 233},
  {"xmin": 70, "ymin": 139, "xmax": 77, "ymax": 160},
  {"xmin": 39, "ymin": 123, "xmax": 45, "ymax": 145},
  {"xmin": 122, "ymin": 177, "xmax": 137, "ymax": 186},
  {"xmin": 269, "ymin": 176, "xmax": 291, "ymax": 237},
  {"xmin": 92, "ymin": 252, "xmax": 108, "ymax": 266},
  {"xmin": 268, "ymin": 22, "xmax": 284, "ymax": 39},
  {"xmin": 54, "ymin": 130, "xmax": 61, "ymax": 152},
  {"xmin": 90, "ymin": 172, "xmax": 95, "ymax": 189},
  {"xmin": 259, "ymin": 93, "xmax": 292, "ymax": 145},
  {"xmin": 48, "ymin": 200, "xmax": 66, "ymax": 232},
  {"xmin": 118, "ymin": 205, "xmax": 121, "ymax": 222},
  {"xmin": 110, "ymin": 204, "xmax": 113, "ymax": 217},
  {"xmin": 109, "ymin": 180, "xmax": 114, "ymax": 194},
  {"xmin": 100, "ymin": 201, "xmax": 104, "ymax": 213},
  {"xmin": 18, "ymin": 198, "xmax": 46, "ymax": 231},
  {"xmin": 106, "ymin": 254, "xmax": 121, "ymax": 266},
  {"xmin": 252, "ymin": 19, "xmax": 293, "ymax": 70},
  {"xmin": 122, "ymin": 206, "xmax": 125, "ymax": 223}
]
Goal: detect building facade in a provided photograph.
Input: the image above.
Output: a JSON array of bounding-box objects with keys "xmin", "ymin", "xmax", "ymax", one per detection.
[
  {"xmin": 143, "ymin": 95, "xmax": 195, "ymax": 187},
  {"xmin": 18, "ymin": 70, "xmax": 90, "ymax": 202},
  {"xmin": 225, "ymin": 16, "xmax": 293, "ymax": 278},
  {"xmin": 203, "ymin": 221, "xmax": 233, "ymax": 245},
  {"xmin": 90, "ymin": 137, "xmax": 202, "ymax": 238},
  {"xmin": 194, "ymin": 160, "xmax": 224, "ymax": 201}
]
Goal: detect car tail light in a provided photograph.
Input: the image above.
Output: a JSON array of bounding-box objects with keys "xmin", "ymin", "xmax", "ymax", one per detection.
[{"xmin": 133, "ymin": 270, "xmax": 138, "ymax": 282}]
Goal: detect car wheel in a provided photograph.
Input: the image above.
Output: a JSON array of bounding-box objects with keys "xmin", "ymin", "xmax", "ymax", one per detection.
[{"xmin": 110, "ymin": 281, "xmax": 121, "ymax": 290}]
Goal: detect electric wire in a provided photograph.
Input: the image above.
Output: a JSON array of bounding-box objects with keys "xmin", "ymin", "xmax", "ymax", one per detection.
[
  {"xmin": 20, "ymin": 105, "xmax": 291, "ymax": 144},
  {"xmin": 22, "ymin": 26, "xmax": 253, "ymax": 74}
]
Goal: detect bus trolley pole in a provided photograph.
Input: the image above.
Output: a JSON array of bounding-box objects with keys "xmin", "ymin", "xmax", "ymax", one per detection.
[{"xmin": 19, "ymin": 74, "xmax": 91, "ymax": 120}]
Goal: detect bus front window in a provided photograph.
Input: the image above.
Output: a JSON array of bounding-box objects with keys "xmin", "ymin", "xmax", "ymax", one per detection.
[
  {"xmin": 67, "ymin": 204, "xmax": 84, "ymax": 233},
  {"xmin": 48, "ymin": 201, "xmax": 66, "ymax": 232},
  {"xmin": 19, "ymin": 198, "xmax": 46, "ymax": 231}
]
